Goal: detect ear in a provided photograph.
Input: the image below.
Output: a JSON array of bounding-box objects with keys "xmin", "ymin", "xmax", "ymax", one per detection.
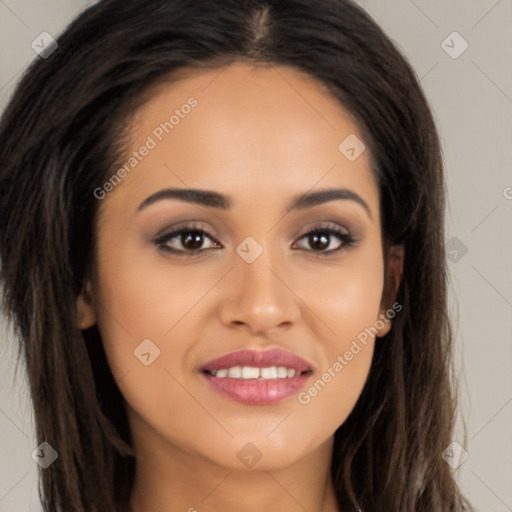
[
  {"xmin": 376, "ymin": 244, "xmax": 404, "ymax": 337},
  {"xmin": 76, "ymin": 280, "xmax": 97, "ymax": 329}
]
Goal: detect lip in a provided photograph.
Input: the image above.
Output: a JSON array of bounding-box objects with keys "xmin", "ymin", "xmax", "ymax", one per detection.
[{"xmin": 200, "ymin": 349, "xmax": 313, "ymax": 405}]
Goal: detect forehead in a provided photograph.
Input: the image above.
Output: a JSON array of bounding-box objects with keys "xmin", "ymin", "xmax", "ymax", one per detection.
[{"xmin": 104, "ymin": 61, "xmax": 378, "ymax": 217}]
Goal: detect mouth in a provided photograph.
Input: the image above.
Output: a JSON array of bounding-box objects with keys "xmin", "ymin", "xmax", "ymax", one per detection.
[{"xmin": 200, "ymin": 349, "xmax": 314, "ymax": 405}]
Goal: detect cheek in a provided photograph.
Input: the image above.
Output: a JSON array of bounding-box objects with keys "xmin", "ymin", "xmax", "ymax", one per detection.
[
  {"xmin": 91, "ymin": 246, "xmax": 213, "ymax": 454},
  {"xmin": 91, "ymin": 240, "xmax": 231, "ymax": 442},
  {"xmin": 92, "ymin": 240, "xmax": 218, "ymax": 366},
  {"xmin": 290, "ymin": 250, "xmax": 384, "ymax": 430},
  {"xmin": 298, "ymin": 244, "xmax": 385, "ymax": 348}
]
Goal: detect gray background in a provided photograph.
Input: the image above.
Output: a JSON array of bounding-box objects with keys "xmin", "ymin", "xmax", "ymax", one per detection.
[{"xmin": 0, "ymin": 1, "xmax": 511, "ymax": 511}]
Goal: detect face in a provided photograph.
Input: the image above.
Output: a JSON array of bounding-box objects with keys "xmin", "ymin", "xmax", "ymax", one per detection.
[{"xmin": 78, "ymin": 62, "xmax": 403, "ymax": 472}]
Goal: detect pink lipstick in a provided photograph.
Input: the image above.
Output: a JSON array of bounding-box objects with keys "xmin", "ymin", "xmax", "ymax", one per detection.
[{"xmin": 200, "ymin": 349, "xmax": 313, "ymax": 405}]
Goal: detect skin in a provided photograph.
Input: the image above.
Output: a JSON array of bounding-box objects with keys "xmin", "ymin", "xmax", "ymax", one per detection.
[{"xmin": 77, "ymin": 61, "xmax": 404, "ymax": 512}]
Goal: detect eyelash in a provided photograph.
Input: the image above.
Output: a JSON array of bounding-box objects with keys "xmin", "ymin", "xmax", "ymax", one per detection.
[{"xmin": 153, "ymin": 222, "xmax": 360, "ymax": 257}]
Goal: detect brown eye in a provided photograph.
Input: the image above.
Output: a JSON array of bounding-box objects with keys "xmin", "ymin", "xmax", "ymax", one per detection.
[
  {"xmin": 178, "ymin": 231, "xmax": 207, "ymax": 251},
  {"xmin": 294, "ymin": 225, "xmax": 359, "ymax": 255},
  {"xmin": 154, "ymin": 225, "xmax": 221, "ymax": 255}
]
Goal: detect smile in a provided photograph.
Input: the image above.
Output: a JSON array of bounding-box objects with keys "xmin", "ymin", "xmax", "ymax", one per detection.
[{"xmin": 200, "ymin": 349, "xmax": 314, "ymax": 405}]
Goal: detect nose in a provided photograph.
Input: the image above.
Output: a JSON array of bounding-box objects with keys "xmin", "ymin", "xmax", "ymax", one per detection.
[{"xmin": 217, "ymin": 247, "xmax": 301, "ymax": 337}]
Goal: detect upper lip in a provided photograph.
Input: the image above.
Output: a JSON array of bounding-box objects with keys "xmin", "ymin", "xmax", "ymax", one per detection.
[{"xmin": 201, "ymin": 349, "xmax": 313, "ymax": 374}]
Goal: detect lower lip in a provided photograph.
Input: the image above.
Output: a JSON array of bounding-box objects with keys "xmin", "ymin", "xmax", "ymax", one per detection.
[{"xmin": 202, "ymin": 373, "xmax": 311, "ymax": 405}]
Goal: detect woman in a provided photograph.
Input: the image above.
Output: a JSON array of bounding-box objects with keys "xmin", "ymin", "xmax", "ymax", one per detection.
[{"xmin": 0, "ymin": 0, "xmax": 474, "ymax": 511}]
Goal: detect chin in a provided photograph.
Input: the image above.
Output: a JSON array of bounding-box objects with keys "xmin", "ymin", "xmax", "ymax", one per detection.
[{"xmin": 201, "ymin": 432, "xmax": 324, "ymax": 472}]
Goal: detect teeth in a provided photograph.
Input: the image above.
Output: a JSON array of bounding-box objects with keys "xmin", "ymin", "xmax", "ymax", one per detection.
[
  {"xmin": 276, "ymin": 366, "xmax": 287, "ymax": 378},
  {"xmin": 242, "ymin": 366, "xmax": 260, "ymax": 379},
  {"xmin": 227, "ymin": 366, "xmax": 242, "ymax": 378},
  {"xmin": 261, "ymin": 366, "xmax": 277, "ymax": 379},
  {"xmin": 213, "ymin": 365, "xmax": 300, "ymax": 379}
]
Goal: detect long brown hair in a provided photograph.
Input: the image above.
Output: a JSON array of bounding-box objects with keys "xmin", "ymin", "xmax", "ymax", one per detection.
[{"xmin": 0, "ymin": 0, "xmax": 473, "ymax": 510}]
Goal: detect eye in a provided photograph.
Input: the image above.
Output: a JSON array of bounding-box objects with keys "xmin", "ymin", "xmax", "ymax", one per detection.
[
  {"xmin": 153, "ymin": 223, "xmax": 221, "ymax": 255},
  {"xmin": 293, "ymin": 224, "xmax": 359, "ymax": 255}
]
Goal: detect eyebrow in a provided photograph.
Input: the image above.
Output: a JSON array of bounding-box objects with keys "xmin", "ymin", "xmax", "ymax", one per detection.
[{"xmin": 137, "ymin": 187, "xmax": 372, "ymax": 220}]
